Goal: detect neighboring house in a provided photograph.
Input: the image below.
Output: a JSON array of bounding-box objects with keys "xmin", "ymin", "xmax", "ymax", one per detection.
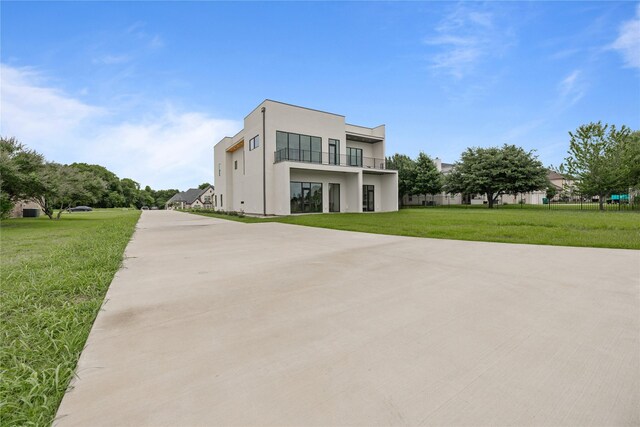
[
  {"xmin": 213, "ymin": 100, "xmax": 398, "ymax": 215},
  {"xmin": 166, "ymin": 185, "xmax": 215, "ymax": 210}
]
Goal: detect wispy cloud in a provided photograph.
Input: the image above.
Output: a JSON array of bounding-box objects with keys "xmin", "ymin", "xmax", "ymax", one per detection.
[
  {"xmin": 557, "ymin": 69, "xmax": 586, "ymax": 107},
  {"xmin": 610, "ymin": 4, "xmax": 640, "ymax": 69},
  {"xmin": 0, "ymin": 64, "xmax": 240, "ymax": 189},
  {"xmin": 423, "ymin": 4, "xmax": 514, "ymax": 79},
  {"xmin": 93, "ymin": 54, "xmax": 131, "ymax": 65},
  {"xmin": 126, "ymin": 21, "xmax": 164, "ymax": 50}
]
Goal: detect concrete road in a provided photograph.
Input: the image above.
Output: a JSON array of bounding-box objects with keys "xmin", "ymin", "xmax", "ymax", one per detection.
[{"xmin": 55, "ymin": 210, "xmax": 640, "ymax": 426}]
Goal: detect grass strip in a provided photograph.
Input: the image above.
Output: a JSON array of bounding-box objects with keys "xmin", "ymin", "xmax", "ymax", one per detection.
[
  {"xmin": 188, "ymin": 207, "xmax": 640, "ymax": 249},
  {"xmin": 1, "ymin": 209, "xmax": 140, "ymax": 426}
]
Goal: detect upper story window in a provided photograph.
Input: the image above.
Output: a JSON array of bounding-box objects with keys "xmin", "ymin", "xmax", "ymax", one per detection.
[
  {"xmin": 249, "ymin": 135, "xmax": 260, "ymax": 151},
  {"xmin": 346, "ymin": 147, "xmax": 363, "ymax": 167},
  {"xmin": 275, "ymin": 131, "xmax": 321, "ymax": 163}
]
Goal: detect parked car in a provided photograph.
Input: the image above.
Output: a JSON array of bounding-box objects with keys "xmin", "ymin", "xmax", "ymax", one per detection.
[
  {"xmin": 141, "ymin": 206, "xmax": 149, "ymax": 210},
  {"xmin": 151, "ymin": 206, "xmax": 159, "ymax": 210},
  {"xmin": 67, "ymin": 206, "xmax": 93, "ymax": 212}
]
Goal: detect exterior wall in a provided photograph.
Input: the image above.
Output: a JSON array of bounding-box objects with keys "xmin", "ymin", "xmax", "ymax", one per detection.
[
  {"xmin": 362, "ymin": 173, "xmax": 398, "ymax": 212},
  {"xmin": 214, "ymin": 100, "xmax": 398, "ymax": 216},
  {"xmin": 199, "ymin": 186, "xmax": 215, "ymax": 209},
  {"xmin": 9, "ymin": 200, "xmax": 42, "ymax": 218}
]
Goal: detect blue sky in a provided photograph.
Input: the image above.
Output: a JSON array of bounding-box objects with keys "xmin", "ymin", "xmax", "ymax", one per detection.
[{"xmin": 2, "ymin": 1, "xmax": 639, "ymax": 190}]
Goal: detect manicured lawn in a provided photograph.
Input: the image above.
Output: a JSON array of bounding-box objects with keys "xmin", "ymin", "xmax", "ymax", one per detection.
[
  {"xmin": 190, "ymin": 207, "xmax": 640, "ymax": 249},
  {"xmin": 0, "ymin": 209, "xmax": 140, "ymax": 426}
]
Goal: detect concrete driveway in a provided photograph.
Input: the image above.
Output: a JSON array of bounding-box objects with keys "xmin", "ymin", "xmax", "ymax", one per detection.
[{"xmin": 55, "ymin": 210, "xmax": 640, "ymax": 426}]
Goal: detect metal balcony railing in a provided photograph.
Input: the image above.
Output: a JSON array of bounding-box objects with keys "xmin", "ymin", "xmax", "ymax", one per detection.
[{"xmin": 274, "ymin": 148, "xmax": 386, "ymax": 170}]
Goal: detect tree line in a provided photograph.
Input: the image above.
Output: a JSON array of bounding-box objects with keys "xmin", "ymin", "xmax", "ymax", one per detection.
[
  {"xmin": 386, "ymin": 122, "xmax": 639, "ymax": 210},
  {"xmin": 0, "ymin": 137, "xmax": 179, "ymax": 219}
]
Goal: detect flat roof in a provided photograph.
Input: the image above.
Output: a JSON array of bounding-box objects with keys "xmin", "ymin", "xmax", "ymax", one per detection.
[{"xmin": 245, "ymin": 99, "xmax": 346, "ymax": 120}]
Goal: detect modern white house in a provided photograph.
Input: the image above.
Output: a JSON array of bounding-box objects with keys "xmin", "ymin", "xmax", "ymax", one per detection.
[{"xmin": 213, "ymin": 100, "xmax": 398, "ymax": 215}]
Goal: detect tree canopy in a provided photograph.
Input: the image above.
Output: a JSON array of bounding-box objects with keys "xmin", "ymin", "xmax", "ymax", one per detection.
[
  {"xmin": 385, "ymin": 154, "xmax": 417, "ymax": 206},
  {"xmin": 413, "ymin": 152, "xmax": 443, "ymax": 199},
  {"xmin": 563, "ymin": 122, "xmax": 632, "ymax": 210},
  {"xmin": 445, "ymin": 144, "xmax": 548, "ymax": 208}
]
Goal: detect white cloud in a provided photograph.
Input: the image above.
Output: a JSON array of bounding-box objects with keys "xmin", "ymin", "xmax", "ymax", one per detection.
[
  {"xmin": 0, "ymin": 64, "xmax": 240, "ymax": 190},
  {"xmin": 611, "ymin": 4, "xmax": 640, "ymax": 69},
  {"xmin": 89, "ymin": 110, "xmax": 238, "ymax": 189},
  {"xmin": 0, "ymin": 64, "xmax": 104, "ymax": 151},
  {"xmin": 423, "ymin": 4, "xmax": 512, "ymax": 79},
  {"xmin": 557, "ymin": 69, "xmax": 586, "ymax": 107}
]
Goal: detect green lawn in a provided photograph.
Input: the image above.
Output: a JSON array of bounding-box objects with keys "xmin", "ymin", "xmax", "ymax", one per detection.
[
  {"xmin": 0, "ymin": 209, "xmax": 140, "ymax": 426},
  {"xmin": 190, "ymin": 207, "xmax": 640, "ymax": 249}
]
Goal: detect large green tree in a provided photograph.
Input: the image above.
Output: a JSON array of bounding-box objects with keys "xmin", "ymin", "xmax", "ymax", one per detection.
[
  {"xmin": 564, "ymin": 122, "xmax": 631, "ymax": 210},
  {"xmin": 386, "ymin": 154, "xmax": 417, "ymax": 207},
  {"xmin": 446, "ymin": 144, "xmax": 548, "ymax": 209},
  {"xmin": 0, "ymin": 137, "xmax": 45, "ymax": 217},
  {"xmin": 70, "ymin": 163, "xmax": 124, "ymax": 207},
  {"xmin": 413, "ymin": 152, "xmax": 443, "ymax": 203},
  {"xmin": 33, "ymin": 163, "xmax": 107, "ymax": 219}
]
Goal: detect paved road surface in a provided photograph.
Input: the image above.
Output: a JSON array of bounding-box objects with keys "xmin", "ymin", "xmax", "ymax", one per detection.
[{"xmin": 55, "ymin": 210, "xmax": 640, "ymax": 426}]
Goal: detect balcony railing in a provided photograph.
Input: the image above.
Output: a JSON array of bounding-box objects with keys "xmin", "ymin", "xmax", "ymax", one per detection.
[{"xmin": 274, "ymin": 148, "xmax": 386, "ymax": 170}]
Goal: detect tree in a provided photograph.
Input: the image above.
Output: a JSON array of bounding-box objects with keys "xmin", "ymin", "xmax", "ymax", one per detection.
[
  {"xmin": 446, "ymin": 144, "xmax": 548, "ymax": 209},
  {"xmin": 198, "ymin": 182, "xmax": 212, "ymax": 190},
  {"xmin": 70, "ymin": 163, "xmax": 123, "ymax": 207},
  {"xmin": 153, "ymin": 189, "xmax": 180, "ymax": 209},
  {"xmin": 564, "ymin": 122, "xmax": 631, "ymax": 211},
  {"xmin": 621, "ymin": 130, "xmax": 640, "ymax": 190},
  {"xmin": 120, "ymin": 178, "xmax": 141, "ymax": 207},
  {"xmin": 386, "ymin": 154, "xmax": 417, "ymax": 207},
  {"xmin": 413, "ymin": 152, "xmax": 443, "ymax": 203},
  {"xmin": 0, "ymin": 137, "xmax": 45, "ymax": 217},
  {"xmin": 33, "ymin": 163, "xmax": 106, "ymax": 219}
]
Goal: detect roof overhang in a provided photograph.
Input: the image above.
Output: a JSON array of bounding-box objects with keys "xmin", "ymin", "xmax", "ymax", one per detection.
[
  {"xmin": 226, "ymin": 139, "xmax": 244, "ymax": 153},
  {"xmin": 345, "ymin": 132, "xmax": 383, "ymax": 143}
]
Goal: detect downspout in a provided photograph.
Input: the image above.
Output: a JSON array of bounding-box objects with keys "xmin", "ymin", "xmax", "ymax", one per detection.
[{"xmin": 261, "ymin": 106, "xmax": 266, "ymax": 216}]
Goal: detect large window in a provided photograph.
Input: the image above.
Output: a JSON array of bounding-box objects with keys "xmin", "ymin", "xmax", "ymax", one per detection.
[
  {"xmin": 290, "ymin": 182, "xmax": 322, "ymax": 213},
  {"xmin": 347, "ymin": 147, "xmax": 363, "ymax": 167},
  {"xmin": 276, "ymin": 131, "xmax": 322, "ymax": 163},
  {"xmin": 329, "ymin": 139, "xmax": 340, "ymax": 165},
  {"xmin": 249, "ymin": 135, "xmax": 260, "ymax": 151}
]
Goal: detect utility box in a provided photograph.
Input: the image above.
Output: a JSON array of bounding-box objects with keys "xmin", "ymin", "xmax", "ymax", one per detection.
[{"xmin": 22, "ymin": 208, "xmax": 40, "ymax": 218}]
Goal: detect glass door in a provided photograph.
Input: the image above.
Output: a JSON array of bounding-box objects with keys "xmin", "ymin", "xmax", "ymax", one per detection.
[
  {"xmin": 363, "ymin": 185, "xmax": 375, "ymax": 212},
  {"xmin": 329, "ymin": 183, "xmax": 340, "ymax": 212}
]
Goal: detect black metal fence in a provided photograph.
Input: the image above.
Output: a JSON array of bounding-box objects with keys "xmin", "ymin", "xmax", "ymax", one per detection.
[
  {"xmin": 403, "ymin": 193, "xmax": 639, "ymax": 211},
  {"xmin": 544, "ymin": 196, "xmax": 638, "ymax": 211}
]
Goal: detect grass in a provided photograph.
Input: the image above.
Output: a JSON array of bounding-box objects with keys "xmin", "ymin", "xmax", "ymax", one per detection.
[
  {"xmin": 0, "ymin": 209, "xmax": 140, "ymax": 426},
  {"xmin": 189, "ymin": 207, "xmax": 640, "ymax": 249}
]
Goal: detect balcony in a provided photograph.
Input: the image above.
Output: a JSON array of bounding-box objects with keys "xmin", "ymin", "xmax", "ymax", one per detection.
[{"xmin": 274, "ymin": 148, "xmax": 386, "ymax": 170}]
